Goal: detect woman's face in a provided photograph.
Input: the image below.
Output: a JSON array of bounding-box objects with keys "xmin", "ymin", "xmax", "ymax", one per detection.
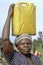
[{"xmin": 17, "ymin": 38, "xmax": 32, "ymax": 54}]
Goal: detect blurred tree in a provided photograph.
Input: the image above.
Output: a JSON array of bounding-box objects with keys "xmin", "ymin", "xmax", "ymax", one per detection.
[
  {"xmin": 32, "ymin": 39, "xmax": 37, "ymax": 49},
  {"xmin": 38, "ymin": 31, "xmax": 42, "ymax": 39},
  {"xmin": 37, "ymin": 38, "xmax": 42, "ymax": 47},
  {"xmin": 32, "ymin": 31, "xmax": 43, "ymax": 49},
  {"xmin": 0, "ymin": 38, "xmax": 2, "ymax": 46},
  {"xmin": 38, "ymin": 31, "xmax": 43, "ymax": 47}
]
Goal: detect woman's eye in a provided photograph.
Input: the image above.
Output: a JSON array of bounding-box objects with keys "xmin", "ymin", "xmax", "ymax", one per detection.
[
  {"xmin": 27, "ymin": 43, "xmax": 31, "ymax": 45},
  {"xmin": 21, "ymin": 43, "xmax": 25, "ymax": 45}
]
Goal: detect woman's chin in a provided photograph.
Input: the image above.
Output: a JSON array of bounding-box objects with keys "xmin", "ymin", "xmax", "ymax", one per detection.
[{"xmin": 22, "ymin": 51, "xmax": 29, "ymax": 54}]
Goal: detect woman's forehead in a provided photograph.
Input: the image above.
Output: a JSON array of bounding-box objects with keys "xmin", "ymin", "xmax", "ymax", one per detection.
[{"xmin": 19, "ymin": 38, "xmax": 32, "ymax": 43}]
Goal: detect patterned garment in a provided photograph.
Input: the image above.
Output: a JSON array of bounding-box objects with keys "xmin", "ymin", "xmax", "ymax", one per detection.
[{"xmin": 4, "ymin": 49, "xmax": 42, "ymax": 65}]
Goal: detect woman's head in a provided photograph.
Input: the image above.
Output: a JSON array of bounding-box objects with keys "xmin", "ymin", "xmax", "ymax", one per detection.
[{"xmin": 15, "ymin": 34, "xmax": 32, "ymax": 54}]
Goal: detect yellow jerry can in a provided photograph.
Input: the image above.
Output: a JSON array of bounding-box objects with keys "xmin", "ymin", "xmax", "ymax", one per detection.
[{"xmin": 12, "ymin": 2, "xmax": 36, "ymax": 35}]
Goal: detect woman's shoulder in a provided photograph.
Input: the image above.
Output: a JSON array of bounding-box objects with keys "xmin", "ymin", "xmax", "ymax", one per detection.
[{"xmin": 31, "ymin": 54, "xmax": 42, "ymax": 65}]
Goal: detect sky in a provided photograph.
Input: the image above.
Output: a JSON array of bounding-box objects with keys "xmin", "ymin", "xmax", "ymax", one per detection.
[{"xmin": 0, "ymin": 0, "xmax": 43, "ymax": 42}]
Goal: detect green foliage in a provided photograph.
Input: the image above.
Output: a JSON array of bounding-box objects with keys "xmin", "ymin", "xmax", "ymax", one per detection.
[
  {"xmin": 32, "ymin": 31, "xmax": 43, "ymax": 48},
  {"xmin": 32, "ymin": 31, "xmax": 43, "ymax": 64},
  {"xmin": 0, "ymin": 38, "xmax": 2, "ymax": 46},
  {"xmin": 38, "ymin": 31, "xmax": 42, "ymax": 38}
]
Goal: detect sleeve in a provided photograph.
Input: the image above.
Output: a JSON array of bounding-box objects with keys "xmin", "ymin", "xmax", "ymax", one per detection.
[
  {"xmin": 36, "ymin": 57, "xmax": 42, "ymax": 65},
  {"xmin": 38, "ymin": 59, "xmax": 42, "ymax": 65},
  {"xmin": 1, "ymin": 49, "xmax": 16, "ymax": 64}
]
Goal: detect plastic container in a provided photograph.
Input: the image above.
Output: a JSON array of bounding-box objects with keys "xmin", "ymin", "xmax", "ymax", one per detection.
[{"xmin": 12, "ymin": 2, "xmax": 36, "ymax": 35}]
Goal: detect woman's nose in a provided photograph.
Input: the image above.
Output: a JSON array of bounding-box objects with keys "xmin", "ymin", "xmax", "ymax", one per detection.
[{"xmin": 24, "ymin": 43, "xmax": 28, "ymax": 47}]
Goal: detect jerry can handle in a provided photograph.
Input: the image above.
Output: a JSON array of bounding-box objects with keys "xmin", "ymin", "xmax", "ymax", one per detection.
[{"xmin": 18, "ymin": 2, "xmax": 29, "ymax": 6}]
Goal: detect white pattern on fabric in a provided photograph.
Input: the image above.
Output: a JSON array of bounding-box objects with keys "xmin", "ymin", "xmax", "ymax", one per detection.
[{"xmin": 4, "ymin": 50, "xmax": 42, "ymax": 65}]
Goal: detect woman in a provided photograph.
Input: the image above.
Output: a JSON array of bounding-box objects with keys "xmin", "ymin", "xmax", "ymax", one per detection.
[{"xmin": 2, "ymin": 4, "xmax": 42, "ymax": 65}]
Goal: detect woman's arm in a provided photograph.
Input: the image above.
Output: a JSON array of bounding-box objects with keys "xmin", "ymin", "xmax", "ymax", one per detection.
[{"xmin": 2, "ymin": 4, "xmax": 15, "ymax": 54}]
